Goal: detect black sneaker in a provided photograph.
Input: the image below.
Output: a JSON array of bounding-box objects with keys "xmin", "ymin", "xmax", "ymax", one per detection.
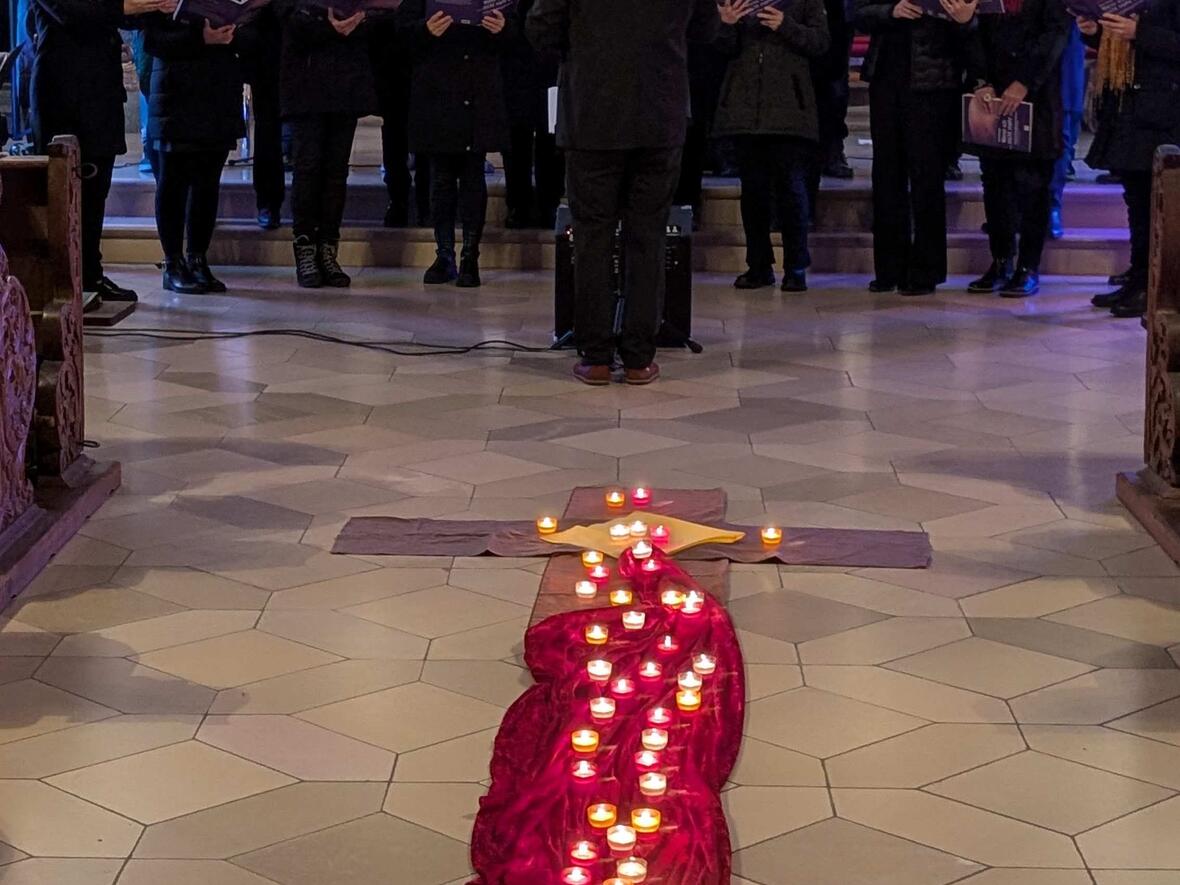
[
  {"xmin": 734, "ymin": 269, "xmax": 775, "ymax": 289},
  {"xmin": 1110, "ymin": 289, "xmax": 1147, "ymax": 318},
  {"xmin": 162, "ymin": 257, "xmax": 206, "ymax": 294},
  {"xmin": 968, "ymin": 259, "xmax": 1014, "ymax": 294},
  {"xmin": 317, "ymin": 241, "xmax": 351, "ymax": 288},
  {"xmin": 822, "ymin": 155, "xmax": 854, "ymax": 180},
  {"xmin": 868, "ymin": 279, "xmax": 897, "ymax": 293},
  {"xmin": 781, "ymin": 270, "xmax": 807, "ymax": 293},
  {"xmin": 293, "ymin": 235, "xmax": 323, "ymax": 288},
  {"xmin": 1092, "ymin": 283, "xmax": 1143, "ymax": 309},
  {"xmin": 456, "ymin": 255, "xmax": 481, "ymax": 288},
  {"xmin": 93, "ymin": 276, "xmax": 138, "ymax": 303},
  {"xmin": 900, "ymin": 283, "xmax": 937, "ymax": 297},
  {"xmin": 999, "ymin": 268, "xmax": 1039, "ymax": 298},
  {"xmin": 424, "ymin": 255, "xmax": 458, "ymax": 285},
  {"xmin": 257, "ymin": 207, "xmax": 281, "ymax": 231},
  {"xmin": 187, "ymin": 254, "xmax": 226, "ymax": 293},
  {"xmin": 1108, "ymin": 267, "xmax": 1133, "ymax": 287}
]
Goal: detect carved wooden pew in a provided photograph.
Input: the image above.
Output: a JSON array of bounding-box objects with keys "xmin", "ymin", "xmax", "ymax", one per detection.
[
  {"xmin": 1117, "ymin": 145, "xmax": 1180, "ymax": 563},
  {"xmin": 0, "ymin": 136, "xmax": 122, "ymax": 610}
]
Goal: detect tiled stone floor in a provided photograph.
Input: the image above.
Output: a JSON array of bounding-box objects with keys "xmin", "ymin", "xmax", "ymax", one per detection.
[{"xmin": 3, "ymin": 264, "xmax": 1180, "ymax": 885}]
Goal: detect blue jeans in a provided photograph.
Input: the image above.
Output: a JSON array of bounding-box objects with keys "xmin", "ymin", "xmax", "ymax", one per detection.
[{"xmin": 1050, "ymin": 109, "xmax": 1082, "ymax": 213}]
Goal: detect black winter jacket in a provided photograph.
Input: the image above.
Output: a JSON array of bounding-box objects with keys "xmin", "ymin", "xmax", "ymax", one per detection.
[
  {"xmin": 278, "ymin": 0, "xmax": 378, "ymax": 118},
  {"xmin": 713, "ymin": 0, "xmax": 830, "ymax": 141},
  {"xmin": 854, "ymin": 0, "xmax": 970, "ymax": 93},
  {"xmin": 501, "ymin": 0, "xmax": 559, "ymax": 127}
]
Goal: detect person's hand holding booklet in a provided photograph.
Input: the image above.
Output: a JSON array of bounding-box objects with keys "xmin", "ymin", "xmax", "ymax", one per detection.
[{"xmin": 173, "ymin": 0, "xmax": 268, "ymax": 29}]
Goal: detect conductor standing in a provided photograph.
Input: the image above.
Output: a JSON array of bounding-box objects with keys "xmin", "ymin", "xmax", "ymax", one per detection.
[{"xmin": 527, "ymin": 0, "xmax": 719, "ymax": 386}]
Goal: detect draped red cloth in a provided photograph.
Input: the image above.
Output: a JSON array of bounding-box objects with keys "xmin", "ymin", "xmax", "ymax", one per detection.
[{"xmin": 470, "ymin": 549, "xmax": 745, "ymax": 885}]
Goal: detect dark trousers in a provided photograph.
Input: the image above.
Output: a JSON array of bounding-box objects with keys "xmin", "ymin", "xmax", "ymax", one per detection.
[
  {"xmin": 379, "ymin": 86, "xmax": 432, "ymax": 224},
  {"xmin": 736, "ymin": 135, "xmax": 812, "ymax": 273},
  {"xmin": 869, "ymin": 83, "xmax": 957, "ymax": 288},
  {"xmin": 504, "ymin": 122, "xmax": 564, "ymax": 227},
  {"xmin": 81, "ymin": 155, "xmax": 116, "ymax": 289},
  {"xmin": 249, "ymin": 72, "xmax": 286, "ymax": 213},
  {"xmin": 290, "ymin": 113, "xmax": 357, "ymax": 241},
  {"xmin": 155, "ymin": 149, "xmax": 229, "ymax": 258},
  {"xmin": 674, "ymin": 117, "xmax": 710, "ymax": 217},
  {"xmin": 430, "ymin": 151, "xmax": 488, "ymax": 259},
  {"xmin": 816, "ymin": 33, "xmax": 852, "ymax": 165},
  {"xmin": 566, "ymin": 146, "xmax": 681, "ymax": 369},
  {"xmin": 980, "ymin": 155, "xmax": 1055, "ymax": 271},
  {"xmin": 1121, "ymin": 169, "xmax": 1152, "ymax": 283}
]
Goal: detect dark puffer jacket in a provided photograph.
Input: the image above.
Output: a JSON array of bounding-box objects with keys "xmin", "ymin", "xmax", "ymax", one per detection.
[
  {"xmin": 145, "ymin": 16, "xmax": 246, "ymax": 150},
  {"xmin": 712, "ymin": 0, "xmax": 831, "ymax": 140},
  {"xmin": 277, "ymin": 0, "xmax": 378, "ymax": 118},
  {"xmin": 854, "ymin": 0, "xmax": 970, "ymax": 93}
]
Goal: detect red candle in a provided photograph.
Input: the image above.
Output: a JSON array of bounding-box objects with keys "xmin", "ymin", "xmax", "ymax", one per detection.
[
  {"xmin": 632, "ymin": 487, "xmax": 652, "ymax": 507},
  {"xmin": 646, "ymin": 706, "xmax": 673, "ymax": 726},
  {"xmin": 571, "ymin": 759, "xmax": 598, "ymax": 780},
  {"xmin": 640, "ymin": 559, "xmax": 660, "ymax": 576},
  {"xmin": 634, "ymin": 750, "xmax": 661, "ymax": 770},
  {"xmin": 657, "ymin": 634, "xmax": 679, "ymax": 654},
  {"xmin": 638, "ymin": 661, "xmax": 662, "ymax": 680},
  {"xmin": 589, "ymin": 565, "xmax": 611, "ymax": 584},
  {"xmin": 650, "ymin": 524, "xmax": 670, "ymax": 546},
  {"xmin": 611, "ymin": 677, "xmax": 636, "ymax": 698}
]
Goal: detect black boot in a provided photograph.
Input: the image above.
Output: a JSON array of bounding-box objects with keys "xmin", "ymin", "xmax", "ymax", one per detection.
[
  {"xmin": 93, "ymin": 276, "xmax": 138, "ymax": 302},
  {"xmin": 734, "ymin": 269, "xmax": 775, "ymax": 289},
  {"xmin": 162, "ymin": 256, "xmax": 206, "ymax": 294},
  {"xmin": 781, "ymin": 270, "xmax": 807, "ymax": 293},
  {"xmin": 457, "ymin": 237, "xmax": 482, "ymax": 288},
  {"xmin": 187, "ymin": 254, "xmax": 226, "ymax": 293},
  {"xmin": 424, "ymin": 252, "xmax": 458, "ymax": 285},
  {"xmin": 1000, "ymin": 267, "xmax": 1039, "ymax": 298},
  {"xmin": 293, "ymin": 235, "xmax": 323, "ymax": 288},
  {"xmin": 1110, "ymin": 288, "xmax": 1147, "ymax": 318},
  {"xmin": 1092, "ymin": 281, "xmax": 1144, "ymax": 308},
  {"xmin": 1108, "ymin": 267, "xmax": 1133, "ymax": 287},
  {"xmin": 317, "ymin": 240, "xmax": 351, "ymax": 288},
  {"xmin": 968, "ymin": 259, "xmax": 1014, "ymax": 293}
]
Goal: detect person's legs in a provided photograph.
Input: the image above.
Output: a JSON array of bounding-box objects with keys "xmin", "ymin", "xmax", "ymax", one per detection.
[
  {"xmin": 185, "ymin": 150, "xmax": 229, "ymax": 257},
  {"xmin": 80, "ymin": 155, "xmax": 117, "ymax": 291},
  {"xmin": 250, "ymin": 72, "xmax": 286, "ymax": 222},
  {"xmin": 535, "ymin": 130, "xmax": 564, "ymax": 229},
  {"xmin": 289, "ymin": 114, "xmax": 327, "ymax": 241},
  {"xmin": 456, "ymin": 151, "xmax": 489, "ymax": 287},
  {"xmin": 379, "ymin": 94, "xmax": 411, "ymax": 226},
  {"xmin": 1049, "ymin": 108, "xmax": 1082, "ymax": 234},
  {"xmin": 566, "ymin": 148, "xmax": 625, "ymax": 369},
  {"xmin": 317, "ymin": 116, "xmax": 358, "ymax": 243},
  {"xmin": 1110, "ymin": 169, "xmax": 1152, "ymax": 317},
  {"xmin": 618, "ymin": 146, "xmax": 681, "ymax": 373},
  {"xmin": 980, "ymin": 157, "xmax": 1017, "ymax": 262},
  {"xmin": 155, "ymin": 151, "xmax": 190, "ymax": 260},
  {"xmin": 904, "ymin": 89, "xmax": 954, "ymax": 290},
  {"xmin": 430, "ymin": 153, "xmax": 460, "ymax": 261},
  {"xmin": 736, "ymin": 136, "xmax": 775, "ymax": 281},
  {"xmin": 503, "ymin": 123, "xmax": 535, "ymax": 226},
  {"xmin": 675, "ymin": 117, "xmax": 708, "ymax": 223},
  {"xmin": 868, "ymin": 83, "xmax": 909, "ymax": 289},
  {"xmin": 775, "ymin": 137, "xmax": 813, "ymax": 287},
  {"xmin": 1014, "ymin": 157, "xmax": 1055, "ymax": 272}
]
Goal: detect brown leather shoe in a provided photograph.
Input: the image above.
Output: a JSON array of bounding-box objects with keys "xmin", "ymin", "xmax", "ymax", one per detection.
[
  {"xmin": 573, "ymin": 361, "xmax": 611, "ymax": 386},
  {"xmin": 624, "ymin": 363, "xmax": 660, "ymax": 385}
]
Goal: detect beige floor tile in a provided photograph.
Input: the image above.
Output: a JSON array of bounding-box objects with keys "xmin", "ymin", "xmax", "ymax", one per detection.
[
  {"xmin": 889, "ymin": 638, "xmax": 1095, "ymax": 699},
  {"xmin": 1024, "ymin": 725, "xmax": 1180, "ymax": 790},
  {"xmin": 804, "ymin": 665, "xmax": 1015, "ymax": 723},
  {"xmin": 735, "ymin": 629, "xmax": 799, "ymax": 664},
  {"xmin": 1092, "ymin": 873, "xmax": 1180, "ymax": 885},
  {"xmin": 0, "ymin": 618, "xmax": 60, "ymax": 656},
  {"xmin": 197, "ymin": 715, "xmax": 395, "ymax": 780},
  {"xmin": 0, "ymin": 657, "xmax": 39, "ymax": 686},
  {"xmin": 298, "ymin": 682, "xmax": 504, "ymax": 752},
  {"xmin": 6, "ymin": 587, "xmax": 185, "ymax": 635},
  {"xmin": 257, "ymin": 610, "xmax": 428, "ymax": 660},
  {"xmin": 855, "ymin": 554, "xmax": 1033, "ymax": 599},
  {"xmin": 409, "ymin": 451, "xmax": 550, "ymax": 485},
  {"xmin": 234, "ymin": 813, "xmax": 472, "ymax": 885},
  {"xmin": 209, "ymin": 660, "xmax": 421, "ymax": 714},
  {"xmin": 0, "ymin": 859, "xmax": 123, "ymax": 885},
  {"xmin": 247, "ymin": 479, "xmax": 405, "ymax": 516},
  {"xmin": 135, "ymin": 630, "xmax": 340, "ymax": 689},
  {"xmin": 48, "ymin": 741, "xmax": 294, "ymax": 824},
  {"xmin": 745, "ymin": 664, "xmax": 805, "ymax": 700},
  {"xmin": 1047, "ymin": 596, "xmax": 1180, "ymax": 647},
  {"xmin": 832, "ymin": 485, "xmax": 991, "ymax": 522},
  {"xmin": 0, "ymin": 780, "xmax": 142, "ymax": 857},
  {"xmin": 343, "ymin": 586, "xmax": 530, "ymax": 639},
  {"xmin": 117, "ymin": 860, "xmax": 281, "ymax": 885},
  {"xmin": 392, "ymin": 729, "xmax": 496, "ymax": 782},
  {"xmin": 730, "ymin": 736, "xmax": 827, "ymax": 787},
  {"xmin": 111, "ymin": 567, "xmax": 271, "ymax": 610},
  {"xmin": 208, "ymin": 547, "xmax": 377, "ymax": 592},
  {"xmin": 1011, "ymin": 670, "xmax": 1180, "ymax": 724},
  {"xmin": 827, "ymin": 723, "xmax": 1025, "ymax": 788},
  {"xmin": 383, "ymin": 782, "xmax": 485, "ymax": 843},
  {"xmin": 52, "ymin": 611, "xmax": 258, "ymax": 657},
  {"xmin": 265, "ymin": 567, "xmax": 448, "ymax": 610},
  {"xmin": 734, "ymin": 817, "xmax": 983, "ymax": 885},
  {"xmin": 0, "ymin": 679, "xmax": 116, "ymax": 745},
  {"xmin": 960, "ymin": 871, "xmax": 1093, "ymax": 885},
  {"xmin": 133, "ymin": 782, "xmax": 385, "ymax": 859},
  {"xmin": 783, "ymin": 572, "xmax": 962, "ymax": 617},
  {"xmin": 0, "ymin": 841, "xmax": 26, "ymax": 864},
  {"xmin": 833, "ymin": 788, "xmax": 1084, "ymax": 867},
  {"xmin": 1109, "ymin": 697, "xmax": 1180, "ymax": 748},
  {"xmin": 36, "ymin": 656, "xmax": 216, "ymax": 714},
  {"xmin": 419, "ymin": 661, "xmax": 532, "ymax": 707},
  {"xmin": 1078, "ymin": 796, "xmax": 1180, "ymax": 868},
  {"xmin": 723, "ymin": 786, "xmax": 832, "ymax": 850},
  {"xmin": 928, "ymin": 750, "xmax": 1174, "ymax": 834},
  {"xmin": 961, "ymin": 577, "xmax": 1121, "ymax": 618},
  {"xmin": 799, "ymin": 617, "xmax": 970, "ymax": 665},
  {"xmin": 0, "ymin": 714, "xmax": 200, "ymax": 779},
  {"xmin": 446, "ymin": 568, "xmax": 541, "ymax": 607},
  {"xmin": 746, "ymin": 687, "xmax": 927, "ymax": 758}
]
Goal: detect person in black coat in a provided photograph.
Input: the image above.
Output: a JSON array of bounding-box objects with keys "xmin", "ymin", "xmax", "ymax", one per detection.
[
  {"xmin": 854, "ymin": 0, "xmax": 975, "ymax": 296},
  {"xmin": 1082, "ymin": 0, "xmax": 1180, "ymax": 317},
  {"xmin": 241, "ymin": 5, "xmax": 286, "ymax": 230},
  {"xmin": 964, "ymin": 0, "xmax": 1071, "ymax": 298},
  {"xmin": 501, "ymin": 0, "xmax": 563, "ymax": 229},
  {"xmin": 528, "ymin": 0, "xmax": 720, "ymax": 385},
  {"xmin": 146, "ymin": 13, "xmax": 246, "ymax": 294},
  {"xmin": 713, "ymin": 0, "xmax": 830, "ymax": 294},
  {"xmin": 30, "ymin": 0, "xmax": 171, "ymax": 306},
  {"xmin": 404, "ymin": 0, "xmax": 512, "ymax": 288},
  {"xmin": 278, "ymin": 0, "xmax": 377, "ymax": 288}
]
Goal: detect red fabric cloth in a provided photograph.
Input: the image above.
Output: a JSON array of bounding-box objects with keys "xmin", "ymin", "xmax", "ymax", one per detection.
[{"xmin": 470, "ymin": 550, "xmax": 746, "ymax": 884}]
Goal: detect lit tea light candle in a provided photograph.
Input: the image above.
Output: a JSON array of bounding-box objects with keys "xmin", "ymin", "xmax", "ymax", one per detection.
[
  {"xmin": 537, "ymin": 516, "xmax": 558, "ymax": 535},
  {"xmin": 631, "ymin": 540, "xmax": 653, "ymax": 560},
  {"xmin": 588, "ymin": 803, "xmax": 618, "ymax": 828},
  {"xmin": 632, "ymin": 487, "xmax": 652, "ymax": 507},
  {"xmin": 647, "ymin": 706, "xmax": 673, "ymax": 726},
  {"xmin": 610, "ymin": 587, "xmax": 633, "ymax": 606},
  {"xmin": 761, "ymin": 526, "xmax": 783, "ymax": 545},
  {"xmin": 587, "ymin": 659, "xmax": 612, "ymax": 681},
  {"xmin": 571, "ymin": 729, "xmax": 600, "ymax": 753},
  {"xmin": 631, "ymin": 808, "xmax": 661, "ymax": 834},
  {"xmin": 693, "ymin": 653, "xmax": 717, "ymax": 676},
  {"xmin": 582, "ymin": 550, "xmax": 605, "ymax": 569},
  {"xmin": 606, "ymin": 489, "xmax": 626, "ymax": 508},
  {"xmin": 677, "ymin": 688, "xmax": 702, "ymax": 712},
  {"xmin": 562, "ymin": 866, "xmax": 592, "ymax": 885},
  {"xmin": 590, "ymin": 697, "xmax": 616, "ymax": 721},
  {"xmin": 639, "ymin": 771, "xmax": 667, "ymax": 797},
  {"xmin": 585, "ymin": 623, "xmax": 609, "ymax": 646},
  {"xmin": 634, "ymin": 749, "xmax": 661, "ymax": 769},
  {"xmin": 661, "ymin": 589, "xmax": 684, "ymax": 609},
  {"xmin": 611, "ymin": 677, "xmax": 636, "ymax": 698},
  {"xmin": 622, "ymin": 610, "xmax": 646, "ymax": 630},
  {"xmin": 606, "ymin": 824, "xmax": 637, "ymax": 852},
  {"xmin": 575, "ymin": 580, "xmax": 597, "ymax": 600},
  {"xmin": 657, "ymin": 634, "xmax": 679, "ymax": 653},
  {"xmin": 610, "ymin": 523, "xmax": 631, "ymax": 543},
  {"xmin": 629, "ymin": 521, "xmax": 648, "ymax": 539},
  {"xmin": 678, "ymin": 670, "xmax": 703, "ymax": 691},
  {"xmin": 640, "ymin": 559, "xmax": 660, "ymax": 575},
  {"xmin": 605, "ymin": 880, "xmax": 627, "ymax": 885},
  {"xmin": 617, "ymin": 857, "xmax": 648, "ymax": 883},
  {"xmin": 571, "ymin": 759, "xmax": 597, "ymax": 780},
  {"xmin": 638, "ymin": 660, "xmax": 662, "ymax": 680},
  {"xmin": 681, "ymin": 590, "xmax": 704, "ymax": 615},
  {"xmin": 589, "ymin": 565, "xmax": 611, "ymax": 584},
  {"xmin": 570, "ymin": 840, "xmax": 598, "ymax": 862},
  {"xmin": 641, "ymin": 728, "xmax": 669, "ymax": 751},
  {"xmin": 650, "ymin": 524, "xmax": 670, "ymax": 545}
]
